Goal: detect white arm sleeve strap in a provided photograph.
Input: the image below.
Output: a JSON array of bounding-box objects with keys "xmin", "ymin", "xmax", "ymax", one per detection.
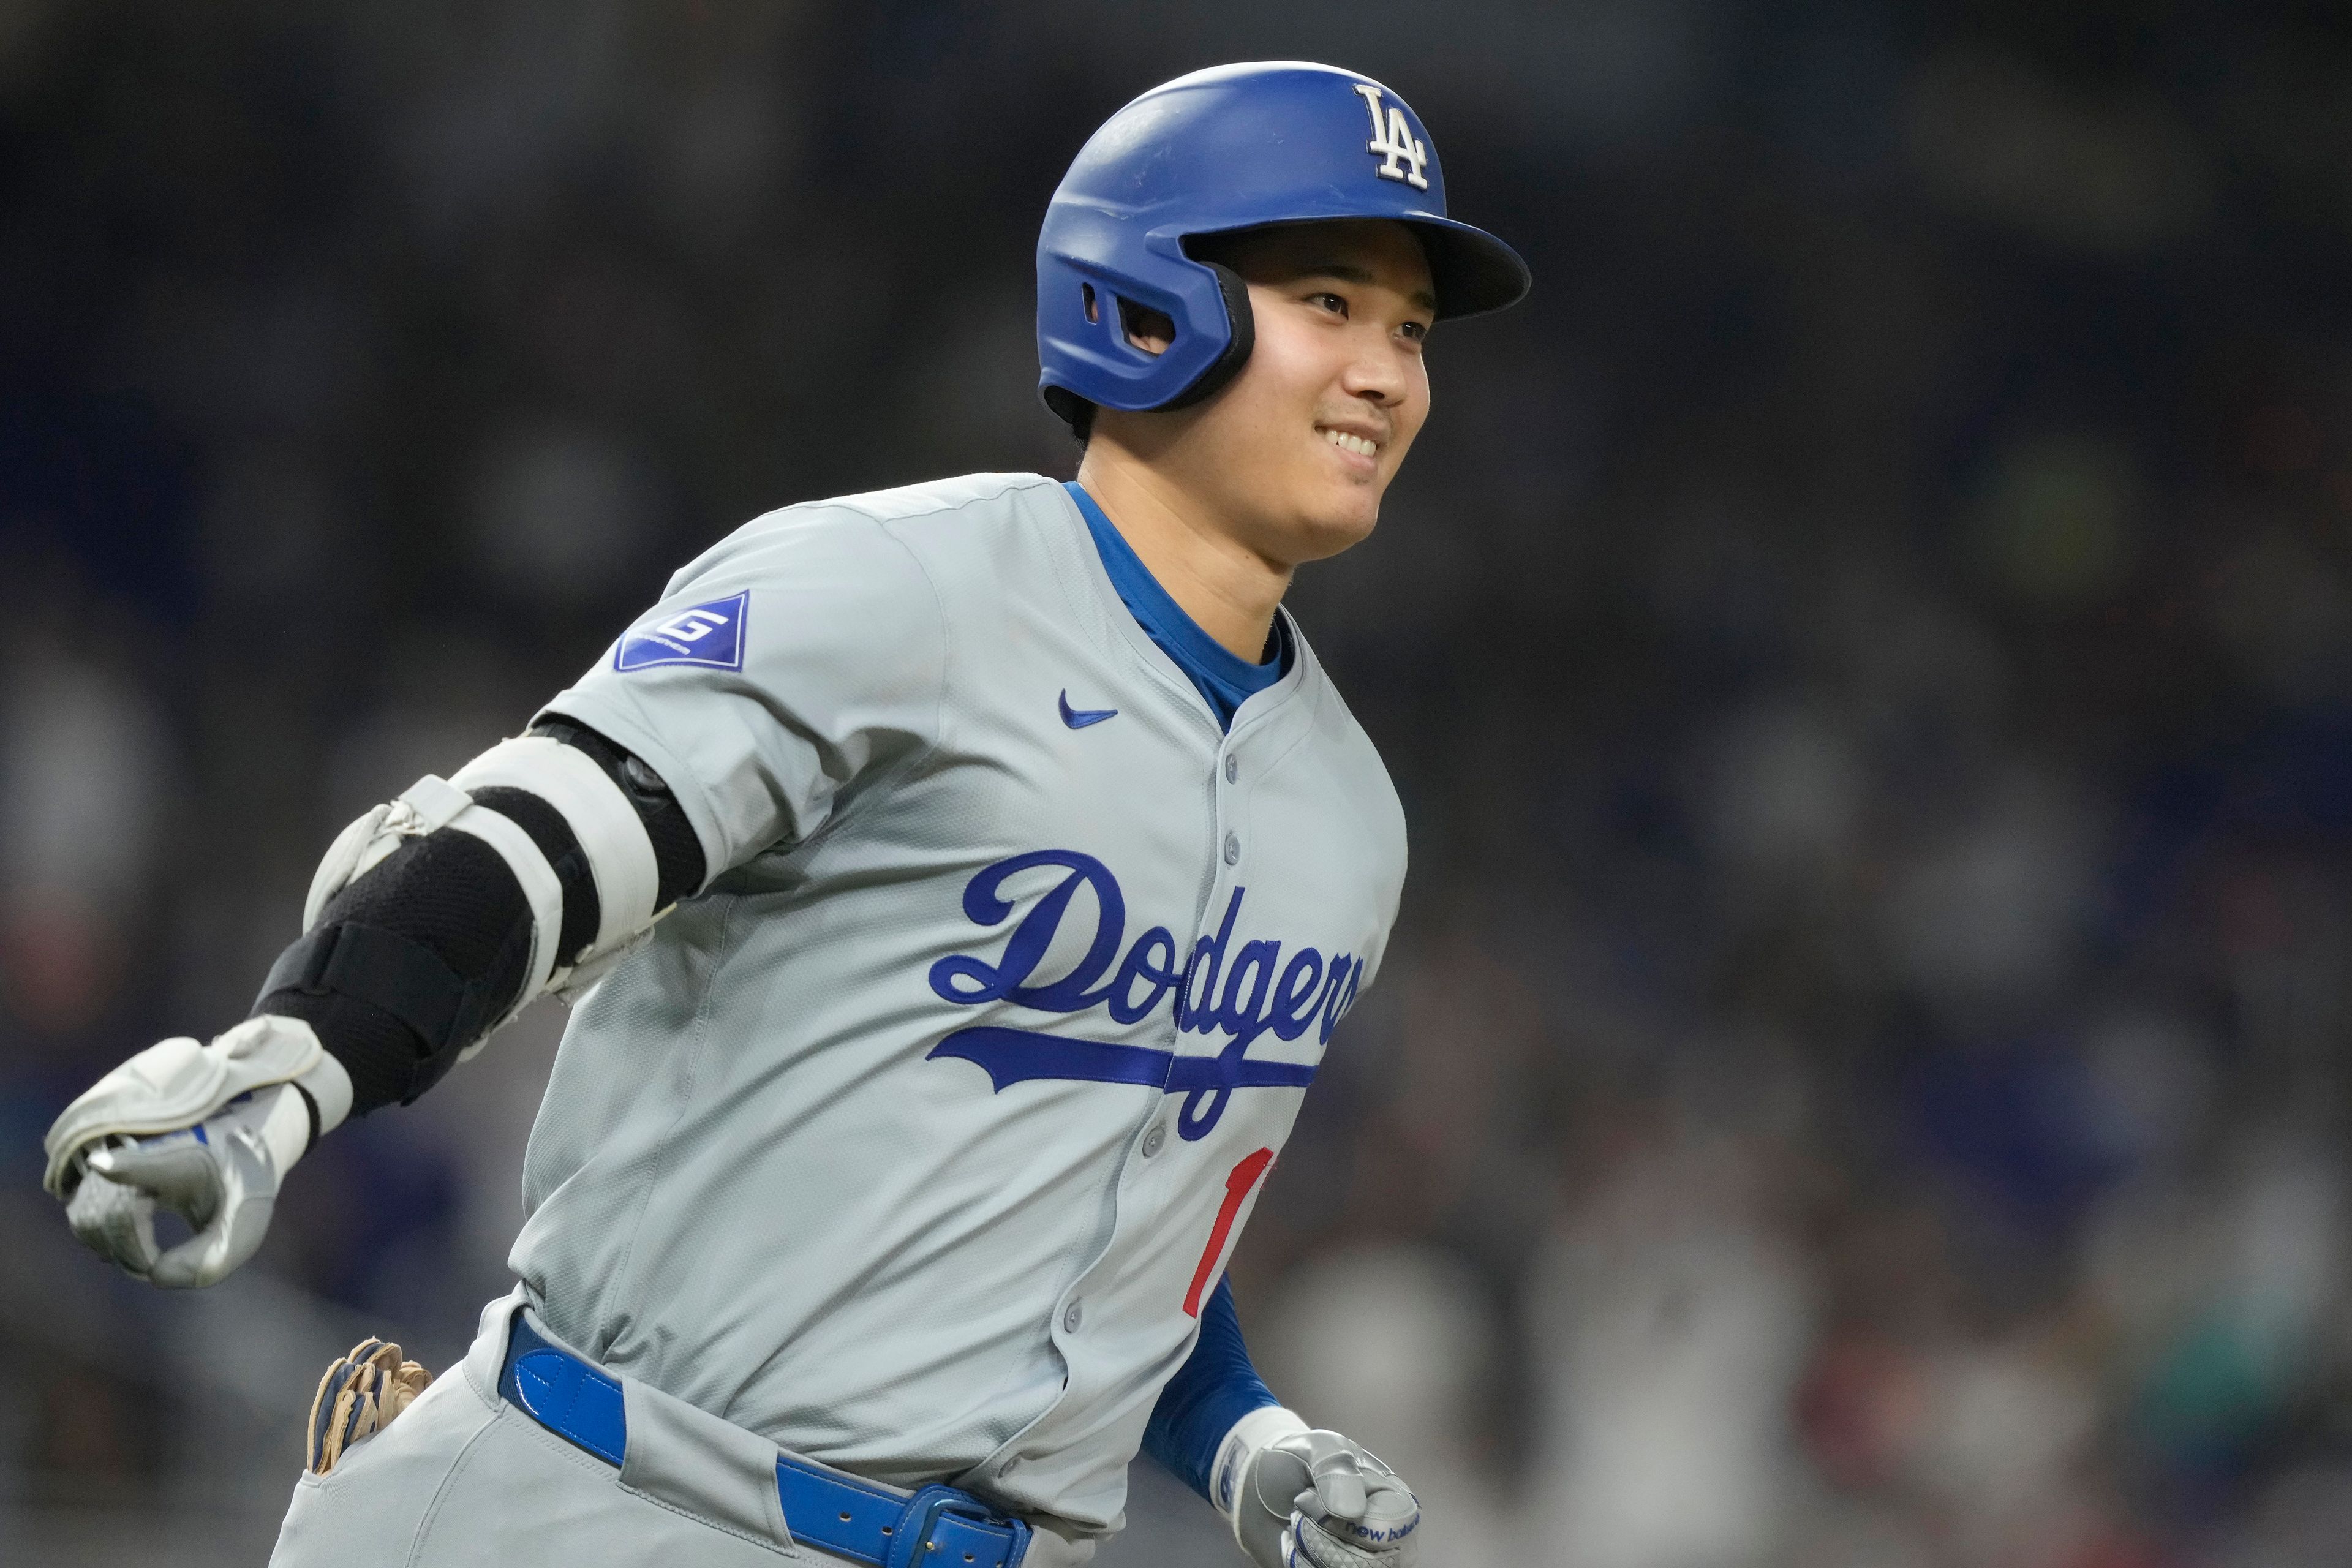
[
  {"xmin": 303, "ymin": 773, "xmax": 474, "ymax": 932},
  {"xmin": 300, "ymin": 771, "xmax": 565, "ymax": 1058},
  {"xmin": 300, "ymin": 734, "xmax": 670, "ymax": 1062},
  {"xmin": 450, "ymin": 736, "xmax": 661, "ymax": 957}
]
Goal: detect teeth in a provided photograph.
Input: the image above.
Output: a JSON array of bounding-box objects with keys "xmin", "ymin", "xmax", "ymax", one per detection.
[{"xmin": 1322, "ymin": 428, "xmax": 1378, "ymax": 458}]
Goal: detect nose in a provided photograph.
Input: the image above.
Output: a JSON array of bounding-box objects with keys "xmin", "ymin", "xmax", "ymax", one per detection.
[{"xmin": 1340, "ymin": 328, "xmax": 1411, "ymax": 409}]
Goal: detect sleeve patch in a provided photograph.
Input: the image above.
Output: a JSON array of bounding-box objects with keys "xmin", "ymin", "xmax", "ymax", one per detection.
[{"xmin": 615, "ymin": 593, "xmax": 748, "ymax": 672}]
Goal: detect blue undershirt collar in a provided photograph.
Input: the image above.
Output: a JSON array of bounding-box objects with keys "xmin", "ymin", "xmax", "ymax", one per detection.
[{"xmin": 1065, "ymin": 481, "xmax": 1287, "ymax": 732}]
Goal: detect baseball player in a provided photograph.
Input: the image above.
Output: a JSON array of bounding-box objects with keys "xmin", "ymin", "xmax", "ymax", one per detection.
[{"xmin": 42, "ymin": 61, "xmax": 1526, "ymax": 1568}]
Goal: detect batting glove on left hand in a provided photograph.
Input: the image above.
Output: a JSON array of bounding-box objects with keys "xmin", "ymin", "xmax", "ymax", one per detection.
[{"xmin": 1216, "ymin": 1409, "xmax": 1422, "ymax": 1568}]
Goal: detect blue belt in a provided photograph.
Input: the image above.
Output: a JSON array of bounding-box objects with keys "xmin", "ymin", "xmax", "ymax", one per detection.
[{"xmin": 499, "ymin": 1313, "xmax": 1030, "ymax": 1568}]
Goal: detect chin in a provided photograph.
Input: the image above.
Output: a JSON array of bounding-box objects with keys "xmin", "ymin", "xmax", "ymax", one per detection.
[{"xmin": 1283, "ymin": 499, "xmax": 1382, "ymax": 564}]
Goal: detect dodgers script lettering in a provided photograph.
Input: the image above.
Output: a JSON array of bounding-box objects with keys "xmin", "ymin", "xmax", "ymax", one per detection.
[{"xmin": 925, "ymin": 850, "xmax": 1360, "ymax": 1139}]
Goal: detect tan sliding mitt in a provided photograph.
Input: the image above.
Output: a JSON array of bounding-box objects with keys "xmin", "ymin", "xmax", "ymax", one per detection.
[{"xmin": 307, "ymin": 1338, "xmax": 434, "ymax": 1476}]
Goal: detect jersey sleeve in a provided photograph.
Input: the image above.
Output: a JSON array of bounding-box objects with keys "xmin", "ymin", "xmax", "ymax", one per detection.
[{"xmin": 536, "ymin": 505, "xmax": 949, "ymax": 885}]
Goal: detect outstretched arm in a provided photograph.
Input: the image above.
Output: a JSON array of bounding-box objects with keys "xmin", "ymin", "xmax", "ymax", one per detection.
[
  {"xmin": 46, "ymin": 503, "xmax": 954, "ymax": 1290},
  {"xmin": 1146, "ymin": 1278, "xmax": 1423, "ymax": 1568},
  {"xmin": 41, "ymin": 716, "xmax": 706, "ymax": 1286}
]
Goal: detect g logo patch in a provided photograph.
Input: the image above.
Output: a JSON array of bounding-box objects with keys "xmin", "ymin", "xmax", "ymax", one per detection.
[{"xmin": 615, "ymin": 592, "xmax": 748, "ymax": 672}]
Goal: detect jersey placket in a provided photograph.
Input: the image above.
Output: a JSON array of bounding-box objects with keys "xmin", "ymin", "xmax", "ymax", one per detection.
[
  {"xmin": 1170, "ymin": 725, "xmax": 1276, "ymax": 1303},
  {"xmin": 1030, "ymin": 718, "xmax": 1257, "ymax": 1467}
]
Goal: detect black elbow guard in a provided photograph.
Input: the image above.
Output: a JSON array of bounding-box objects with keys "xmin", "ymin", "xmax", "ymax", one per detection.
[{"xmin": 254, "ymin": 722, "xmax": 706, "ymax": 1114}]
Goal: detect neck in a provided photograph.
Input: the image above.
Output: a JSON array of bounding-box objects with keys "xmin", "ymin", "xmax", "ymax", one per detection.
[{"xmin": 1074, "ymin": 439, "xmax": 1290, "ymax": 663}]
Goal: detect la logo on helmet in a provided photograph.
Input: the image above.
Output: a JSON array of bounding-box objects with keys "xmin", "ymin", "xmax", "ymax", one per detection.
[{"xmin": 1352, "ymin": 83, "xmax": 1428, "ymax": 190}]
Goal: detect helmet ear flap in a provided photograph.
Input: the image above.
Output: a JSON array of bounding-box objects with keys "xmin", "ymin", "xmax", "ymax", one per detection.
[
  {"xmin": 1158, "ymin": 261, "xmax": 1254, "ymax": 412},
  {"xmin": 1041, "ymin": 262, "xmax": 1254, "ymax": 434}
]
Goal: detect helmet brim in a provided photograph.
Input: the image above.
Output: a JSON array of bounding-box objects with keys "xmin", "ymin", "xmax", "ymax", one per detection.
[
  {"xmin": 1176, "ymin": 213, "xmax": 1530, "ymax": 322},
  {"xmin": 1406, "ymin": 217, "xmax": 1532, "ymax": 320}
]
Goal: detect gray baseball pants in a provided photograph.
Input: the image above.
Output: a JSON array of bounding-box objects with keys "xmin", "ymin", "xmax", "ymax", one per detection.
[{"xmin": 269, "ymin": 1290, "xmax": 1096, "ymax": 1568}]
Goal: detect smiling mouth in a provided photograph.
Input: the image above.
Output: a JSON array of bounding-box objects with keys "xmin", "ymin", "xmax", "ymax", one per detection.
[{"xmin": 1321, "ymin": 428, "xmax": 1379, "ymax": 458}]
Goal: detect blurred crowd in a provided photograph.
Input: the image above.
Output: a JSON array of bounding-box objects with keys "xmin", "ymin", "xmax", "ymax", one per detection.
[{"xmin": 7, "ymin": 1, "xmax": 2352, "ymax": 1564}]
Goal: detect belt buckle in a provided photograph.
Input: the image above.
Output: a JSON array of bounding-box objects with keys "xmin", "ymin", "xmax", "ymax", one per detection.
[{"xmin": 889, "ymin": 1484, "xmax": 1027, "ymax": 1568}]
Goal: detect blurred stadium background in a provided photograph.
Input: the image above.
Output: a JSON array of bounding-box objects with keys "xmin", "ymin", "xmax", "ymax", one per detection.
[{"xmin": 6, "ymin": 1, "xmax": 2352, "ymax": 1564}]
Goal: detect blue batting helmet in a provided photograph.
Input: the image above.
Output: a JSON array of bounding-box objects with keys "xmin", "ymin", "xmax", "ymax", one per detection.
[{"xmin": 1036, "ymin": 61, "xmax": 1530, "ymax": 428}]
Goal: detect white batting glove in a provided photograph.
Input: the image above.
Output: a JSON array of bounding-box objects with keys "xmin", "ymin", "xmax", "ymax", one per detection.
[
  {"xmin": 1215, "ymin": 1408, "xmax": 1422, "ymax": 1568},
  {"xmin": 66, "ymin": 1087, "xmax": 304, "ymax": 1286},
  {"xmin": 47, "ymin": 1017, "xmax": 352, "ymax": 1289}
]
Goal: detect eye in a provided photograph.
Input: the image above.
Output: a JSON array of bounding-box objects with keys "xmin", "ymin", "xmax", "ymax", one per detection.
[
  {"xmin": 1399, "ymin": 320, "xmax": 1428, "ymax": 343},
  {"xmin": 1307, "ymin": 291, "xmax": 1349, "ymax": 317}
]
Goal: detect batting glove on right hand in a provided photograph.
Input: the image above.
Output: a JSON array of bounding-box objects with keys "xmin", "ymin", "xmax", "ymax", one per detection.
[
  {"xmin": 45, "ymin": 1016, "xmax": 351, "ymax": 1289},
  {"xmin": 1216, "ymin": 1410, "xmax": 1422, "ymax": 1568},
  {"xmin": 64, "ymin": 1085, "xmax": 306, "ymax": 1288}
]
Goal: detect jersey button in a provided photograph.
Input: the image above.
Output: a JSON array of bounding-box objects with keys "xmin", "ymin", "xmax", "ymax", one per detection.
[
  {"xmin": 1063, "ymin": 1300, "xmax": 1084, "ymax": 1333},
  {"xmin": 1224, "ymin": 755, "xmax": 1238, "ymax": 783},
  {"xmin": 1142, "ymin": 1125, "xmax": 1166, "ymax": 1157},
  {"xmin": 1223, "ymin": 832, "xmax": 1240, "ymax": 865}
]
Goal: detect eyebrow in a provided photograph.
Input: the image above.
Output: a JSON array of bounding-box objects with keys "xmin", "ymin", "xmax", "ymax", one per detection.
[{"xmin": 1289, "ymin": 261, "xmax": 1439, "ymax": 314}]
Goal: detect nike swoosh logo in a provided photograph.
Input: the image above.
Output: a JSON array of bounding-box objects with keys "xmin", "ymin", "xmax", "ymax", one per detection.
[{"xmin": 1059, "ymin": 690, "xmax": 1118, "ymax": 729}]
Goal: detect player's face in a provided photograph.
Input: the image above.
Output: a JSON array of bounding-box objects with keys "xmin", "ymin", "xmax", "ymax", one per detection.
[{"xmin": 1117, "ymin": 221, "xmax": 1436, "ymax": 567}]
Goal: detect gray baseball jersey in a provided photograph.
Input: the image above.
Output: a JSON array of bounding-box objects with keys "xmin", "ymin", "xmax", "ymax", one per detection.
[{"xmin": 507, "ymin": 471, "xmax": 1406, "ymax": 1533}]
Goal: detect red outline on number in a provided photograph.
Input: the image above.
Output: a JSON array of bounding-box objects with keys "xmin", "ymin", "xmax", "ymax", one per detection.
[{"xmin": 1183, "ymin": 1147, "xmax": 1275, "ymax": 1317}]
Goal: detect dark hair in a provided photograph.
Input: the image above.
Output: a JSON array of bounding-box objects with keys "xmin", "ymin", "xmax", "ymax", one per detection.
[{"xmin": 1043, "ymin": 386, "xmax": 1095, "ymax": 446}]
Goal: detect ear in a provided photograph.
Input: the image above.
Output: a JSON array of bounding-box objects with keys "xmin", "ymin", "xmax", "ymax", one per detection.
[{"xmin": 1120, "ymin": 299, "xmax": 1176, "ymax": 355}]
